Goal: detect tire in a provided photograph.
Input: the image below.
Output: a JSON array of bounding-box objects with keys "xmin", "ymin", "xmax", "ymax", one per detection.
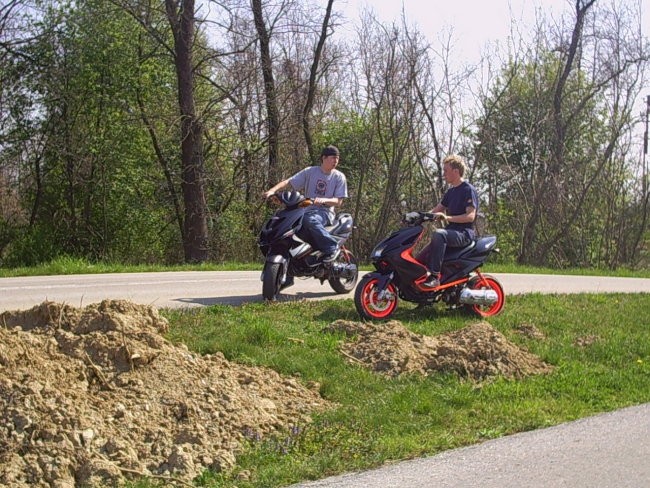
[
  {"xmin": 464, "ymin": 274, "xmax": 505, "ymax": 317},
  {"xmin": 262, "ymin": 262, "xmax": 282, "ymax": 301},
  {"xmin": 328, "ymin": 250, "xmax": 359, "ymax": 294},
  {"xmin": 354, "ymin": 275, "xmax": 398, "ymax": 321}
]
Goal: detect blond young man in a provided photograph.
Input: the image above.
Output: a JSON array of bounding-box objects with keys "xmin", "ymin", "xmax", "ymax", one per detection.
[{"xmin": 423, "ymin": 154, "xmax": 479, "ymax": 288}]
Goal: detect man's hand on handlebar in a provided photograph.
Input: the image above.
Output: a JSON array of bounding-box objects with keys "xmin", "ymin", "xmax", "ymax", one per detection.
[
  {"xmin": 432, "ymin": 212, "xmax": 448, "ymax": 224},
  {"xmin": 404, "ymin": 211, "xmax": 449, "ymax": 226},
  {"xmin": 404, "ymin": 211, "xmax": 421, "ymax": 223}
]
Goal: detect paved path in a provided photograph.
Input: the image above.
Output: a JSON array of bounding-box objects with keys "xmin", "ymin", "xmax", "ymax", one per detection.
[
  {"xmin": 1, "ymin": 271, "xmax": 649, "ymax": 311},
  {"xmin": 289, "ymin": 403, "xmax": 650, "ymax": 488}
]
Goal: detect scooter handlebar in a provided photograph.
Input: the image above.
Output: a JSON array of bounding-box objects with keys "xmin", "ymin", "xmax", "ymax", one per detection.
[{"xmin": 403, "ymin": 211, "xmax": 445, "ymax": 226}]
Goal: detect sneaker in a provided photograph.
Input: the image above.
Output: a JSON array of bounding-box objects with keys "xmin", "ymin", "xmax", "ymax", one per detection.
[
  {"xmin": 422, "ymin": 273, "xmax": 440, "ymax": 288},
  {"xmin": 322, "ymin": 248, "xmax": 340, "ymax": 263}
]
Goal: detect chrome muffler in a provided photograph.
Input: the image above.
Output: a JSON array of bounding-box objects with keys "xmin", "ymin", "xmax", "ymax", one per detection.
[
  {"xmin": 459, "ymin": 288, "xmax": 499, "ymax": 305},
  {"xmin": 329, "ymin": 262, "xmax": 358, "ymax": 279}
]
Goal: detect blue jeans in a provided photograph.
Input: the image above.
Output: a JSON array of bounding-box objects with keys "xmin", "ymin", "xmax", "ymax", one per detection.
[
  {"xmin": 428, "ymin": 228, "xmax": 473, "ymax": 275},
  {"xmin": 301, "ymin": 207, "xmax": 338, "ymax": 254}
]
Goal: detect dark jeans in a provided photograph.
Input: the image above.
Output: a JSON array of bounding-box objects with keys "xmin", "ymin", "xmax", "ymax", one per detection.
[
  {"xmin": 301, "ymin": 207, "xmax": 338, "ymax": 254},
  {"xmin": 427, "ymin": 228, "xmax": 473, "ymax": 275}
]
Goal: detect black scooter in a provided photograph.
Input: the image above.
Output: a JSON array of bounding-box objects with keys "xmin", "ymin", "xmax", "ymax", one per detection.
[
  {"xmin": 354, "ymin": 211, "xmax": 504, "ymax": 320},
  {"xmin": 259, "ymin": 191, "xmax": 359, "ymax": 301}
]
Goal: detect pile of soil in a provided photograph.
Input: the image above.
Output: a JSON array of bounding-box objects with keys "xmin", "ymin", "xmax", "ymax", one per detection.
[
  {"xmin": 1, "ymin": 301, "xmax": 553, "ymax": 486},
  {"xmin": 0, "ymin": 300, "xmax": 331, "ymax": 487},
  {"xmin": 514, "ymin": 323, "xmax": 546, "ymax": 340},
  {"xmin": 324, "ymin": 320, "xmax": 553, "ymax": 380}
]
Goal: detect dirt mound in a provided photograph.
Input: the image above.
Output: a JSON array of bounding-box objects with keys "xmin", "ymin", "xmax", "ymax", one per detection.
[
  {"xmin": 325, "ymin": 320, "xmax": 553, "ymax": 381},
  {"xmin": 0, "ymin": 300, "xmax": 331, "ymax": 487},
  {"xmin": 515, "ymin": 323, "xmax": 546, "ymax": 340}
]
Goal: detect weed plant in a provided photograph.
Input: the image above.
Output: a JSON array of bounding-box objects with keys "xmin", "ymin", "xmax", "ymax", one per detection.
[{"xmin": 156, "ymin": 293, "xmax": 650, "ymax": 488}]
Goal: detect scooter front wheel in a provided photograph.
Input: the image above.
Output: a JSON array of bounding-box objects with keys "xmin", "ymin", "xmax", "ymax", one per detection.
[
  {"xmin": 354, "ymin": 275, "xmax": 398, "ymax": 320},
  {"xmin": 262, "ymin": 262, "xmax": 282, "ymax": 301}
]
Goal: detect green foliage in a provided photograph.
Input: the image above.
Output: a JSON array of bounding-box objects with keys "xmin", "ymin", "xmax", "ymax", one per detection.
[
  {"xmin": 314, "ymin": 110, "xmax": 432, "ymax": 260},
  {"xmin": 3, "ymin": 260, "xmax": 649, "ymax": 279},
  {"xmin": 0, "ymin": 0, "xmax": 184, "ymax": 266},
  {"xmin": 481, "ymin": 201, "xmax": 519, "ymax": 263},
  {"xmin": 2, "ymin": 226, "xmax": 60, "ymax": 267},
  {"xmin": 315, "ymin": 111, "xmax": 374, "ymax": 186},
  {"xmin": 1, "ymin": 0, "xmax": 646, "ymax": 271},
  {"xmin": 160, "ymin": 293, "xmax": 650, "ymax": 487},
  {"xmin": 209, "ymin": 200, "xmax": 262, "ymax": 264},
  {"xmin": 475, "ymin": 50, "xmax": 645, "ymax": 268}
]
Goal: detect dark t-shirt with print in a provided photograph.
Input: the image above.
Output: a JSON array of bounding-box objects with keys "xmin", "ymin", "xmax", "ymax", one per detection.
[{"xmin": 440, "ymin": 181, "xmax": 479, "ymax": 237}]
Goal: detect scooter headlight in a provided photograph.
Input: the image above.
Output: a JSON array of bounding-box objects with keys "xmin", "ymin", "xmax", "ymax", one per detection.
[{"xmin": 371, "ymin": 245, "xmax": 386, "ymax": 259}]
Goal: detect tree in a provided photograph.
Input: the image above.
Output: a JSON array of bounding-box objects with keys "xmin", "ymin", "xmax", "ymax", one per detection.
[
  {"xmin": 301, "ymin": 0, "xmax": 335, "ymax": 161},
  {"xmin": 0, "ymin": 0, "xmax": 185, "ymax": 265},
  {"xmin": 164, "ymin": 0, "xmax": 208, "ymax": 262},
  {"xmin": 475, "ymin": 0, "xmax": 649, "ymax": 267},
  {"xmin": 251, "ymin": 0, "xmax": 281, "ymax": 184},
  {"xmin": 354, "ymin": 12, "xmax": 431, "ymax": 244}
]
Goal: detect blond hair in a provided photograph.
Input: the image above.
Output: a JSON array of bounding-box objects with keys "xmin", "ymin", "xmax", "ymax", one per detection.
[{"xmin": 443, "ymin": 154, "xmax": 467, "ymax": 177}]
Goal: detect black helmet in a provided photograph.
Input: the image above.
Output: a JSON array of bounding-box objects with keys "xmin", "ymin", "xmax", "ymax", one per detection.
[{"xmin": 279, "ymin": 190, "xmax": 306, "ymax": 207}]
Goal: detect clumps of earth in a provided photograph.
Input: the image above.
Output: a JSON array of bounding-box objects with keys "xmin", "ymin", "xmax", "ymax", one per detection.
[
  {"xmin": 1, "ymin": 301, "xmax": 553, "ymax": 487},
  {"xmin": 324, "ymin": 320, "xmax": 553, "ymax": 380},
  {"xmin": 0, "ymin": 300, "xmax": 331, "ymax": 487}
]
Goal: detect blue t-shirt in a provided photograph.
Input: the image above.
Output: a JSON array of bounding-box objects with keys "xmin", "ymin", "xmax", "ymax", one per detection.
[{"xmin": 441, "ymin": 181, "xmax": 478, "ymax": 236}]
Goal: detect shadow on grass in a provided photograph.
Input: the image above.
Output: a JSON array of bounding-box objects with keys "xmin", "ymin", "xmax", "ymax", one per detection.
[{"xmin": 312, "ymin": 300, "xmax": 474, "ymax": 324}]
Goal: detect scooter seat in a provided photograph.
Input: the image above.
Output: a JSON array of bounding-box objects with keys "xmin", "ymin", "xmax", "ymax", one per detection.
[{"xmin": 443, "ymin": 240, "xmax": 476, "ymax": 261}]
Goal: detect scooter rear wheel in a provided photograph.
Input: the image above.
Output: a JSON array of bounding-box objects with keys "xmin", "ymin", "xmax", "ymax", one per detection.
[
  {"xmin": 262, "ymin": 262, "xmax": 282, "ymax": 301},
  {"xmin": 465, "ymin": 274, "xmax": 505, "ymax": 317},
  {"xmin": 354, "ymin": 275, "xmax": 398, "ymax": 320},
  {"xmin": 328, "ymin": 250, "xmax": 359, "ymax": 294}
]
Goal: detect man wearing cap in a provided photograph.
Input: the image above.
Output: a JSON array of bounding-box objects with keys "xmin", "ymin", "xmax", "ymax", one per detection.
[{"xmin": 262, "ymin": 145, "xmax": 348, "ymax": 265}]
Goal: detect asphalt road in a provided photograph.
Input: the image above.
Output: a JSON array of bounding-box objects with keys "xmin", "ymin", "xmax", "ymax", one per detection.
[
  {"xmin": 1, "ymin": 271, "xmax": 649, "ymax": 311},
  {"xmin": 289, "ymin": 402, "xmax": 650, "ymax": 488}
]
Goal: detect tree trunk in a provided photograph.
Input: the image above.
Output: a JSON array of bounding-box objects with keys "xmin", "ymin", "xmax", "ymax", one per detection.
[
  {"xmin": 302, "ymin": 0, "xmax": 334, "ymax": 162},
  {"xmin": 166, "ymin": 0, "xmax": 208, "ymax": 263},
  {"xmin": 251, "ymin": 0, "xmax": 280, "ymax": 183}
]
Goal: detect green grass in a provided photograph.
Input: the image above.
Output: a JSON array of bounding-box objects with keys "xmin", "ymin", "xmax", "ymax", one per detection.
[
  {"xmin": 152, "ymin": 293, "xmax": 650, "ymax": 488},
  {"xmin": 1, "ymin": 256, "xmax": 649, "ymax": 278},
  {"xmin": 0, "ymin": 256, "xmax": 263, "ymax": 277}
]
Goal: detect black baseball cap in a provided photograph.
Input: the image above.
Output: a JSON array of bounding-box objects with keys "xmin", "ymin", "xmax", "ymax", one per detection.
[{"xmin": 321, "ymin": 145, "xmax": 340, "ymax": 157}]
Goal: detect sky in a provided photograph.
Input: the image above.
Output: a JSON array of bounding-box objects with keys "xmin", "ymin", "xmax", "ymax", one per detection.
[
  {"xmin": 334, "ymin": 0, "xmax": 649, "ymax": 59},
  {"xmin": 329, "ymin": 0, "xmax": 650, "ymax": 124},
  {"xmin": 335, "ymin": 0, "xmax": 573, "ymax": 61}
]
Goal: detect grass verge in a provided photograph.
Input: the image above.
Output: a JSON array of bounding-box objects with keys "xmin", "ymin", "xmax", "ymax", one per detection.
[
  {"xmin": 153, "ymin": 293, "xmax": 650, "ymax": 487},
  {"xmin": 0, "ymin": 256, "xmax": 262, "ymax": 277}
]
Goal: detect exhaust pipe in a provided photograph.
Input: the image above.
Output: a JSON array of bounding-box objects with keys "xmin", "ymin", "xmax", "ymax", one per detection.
[
  {"xmin": 459, "ymin": 288, "xmax": 499, "ymax": 306},
  {"xmin": 329, "ymin": 262, "xmax": 358, "ymax": 280}
]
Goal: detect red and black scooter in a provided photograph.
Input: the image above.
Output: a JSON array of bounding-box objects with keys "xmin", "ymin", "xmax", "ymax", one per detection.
[{"xmin": 354, "ymin": 211, "xmax": 504, "ymax": 320}]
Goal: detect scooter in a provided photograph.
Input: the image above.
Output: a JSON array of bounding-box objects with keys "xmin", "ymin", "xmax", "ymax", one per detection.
[
  {"xmin": 354, "ymin": 211, "xmax": 504, "ymax": 320},
  {"xmin": 259, "ymin": 190, "xmax": 359, "ymax": 301}
]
